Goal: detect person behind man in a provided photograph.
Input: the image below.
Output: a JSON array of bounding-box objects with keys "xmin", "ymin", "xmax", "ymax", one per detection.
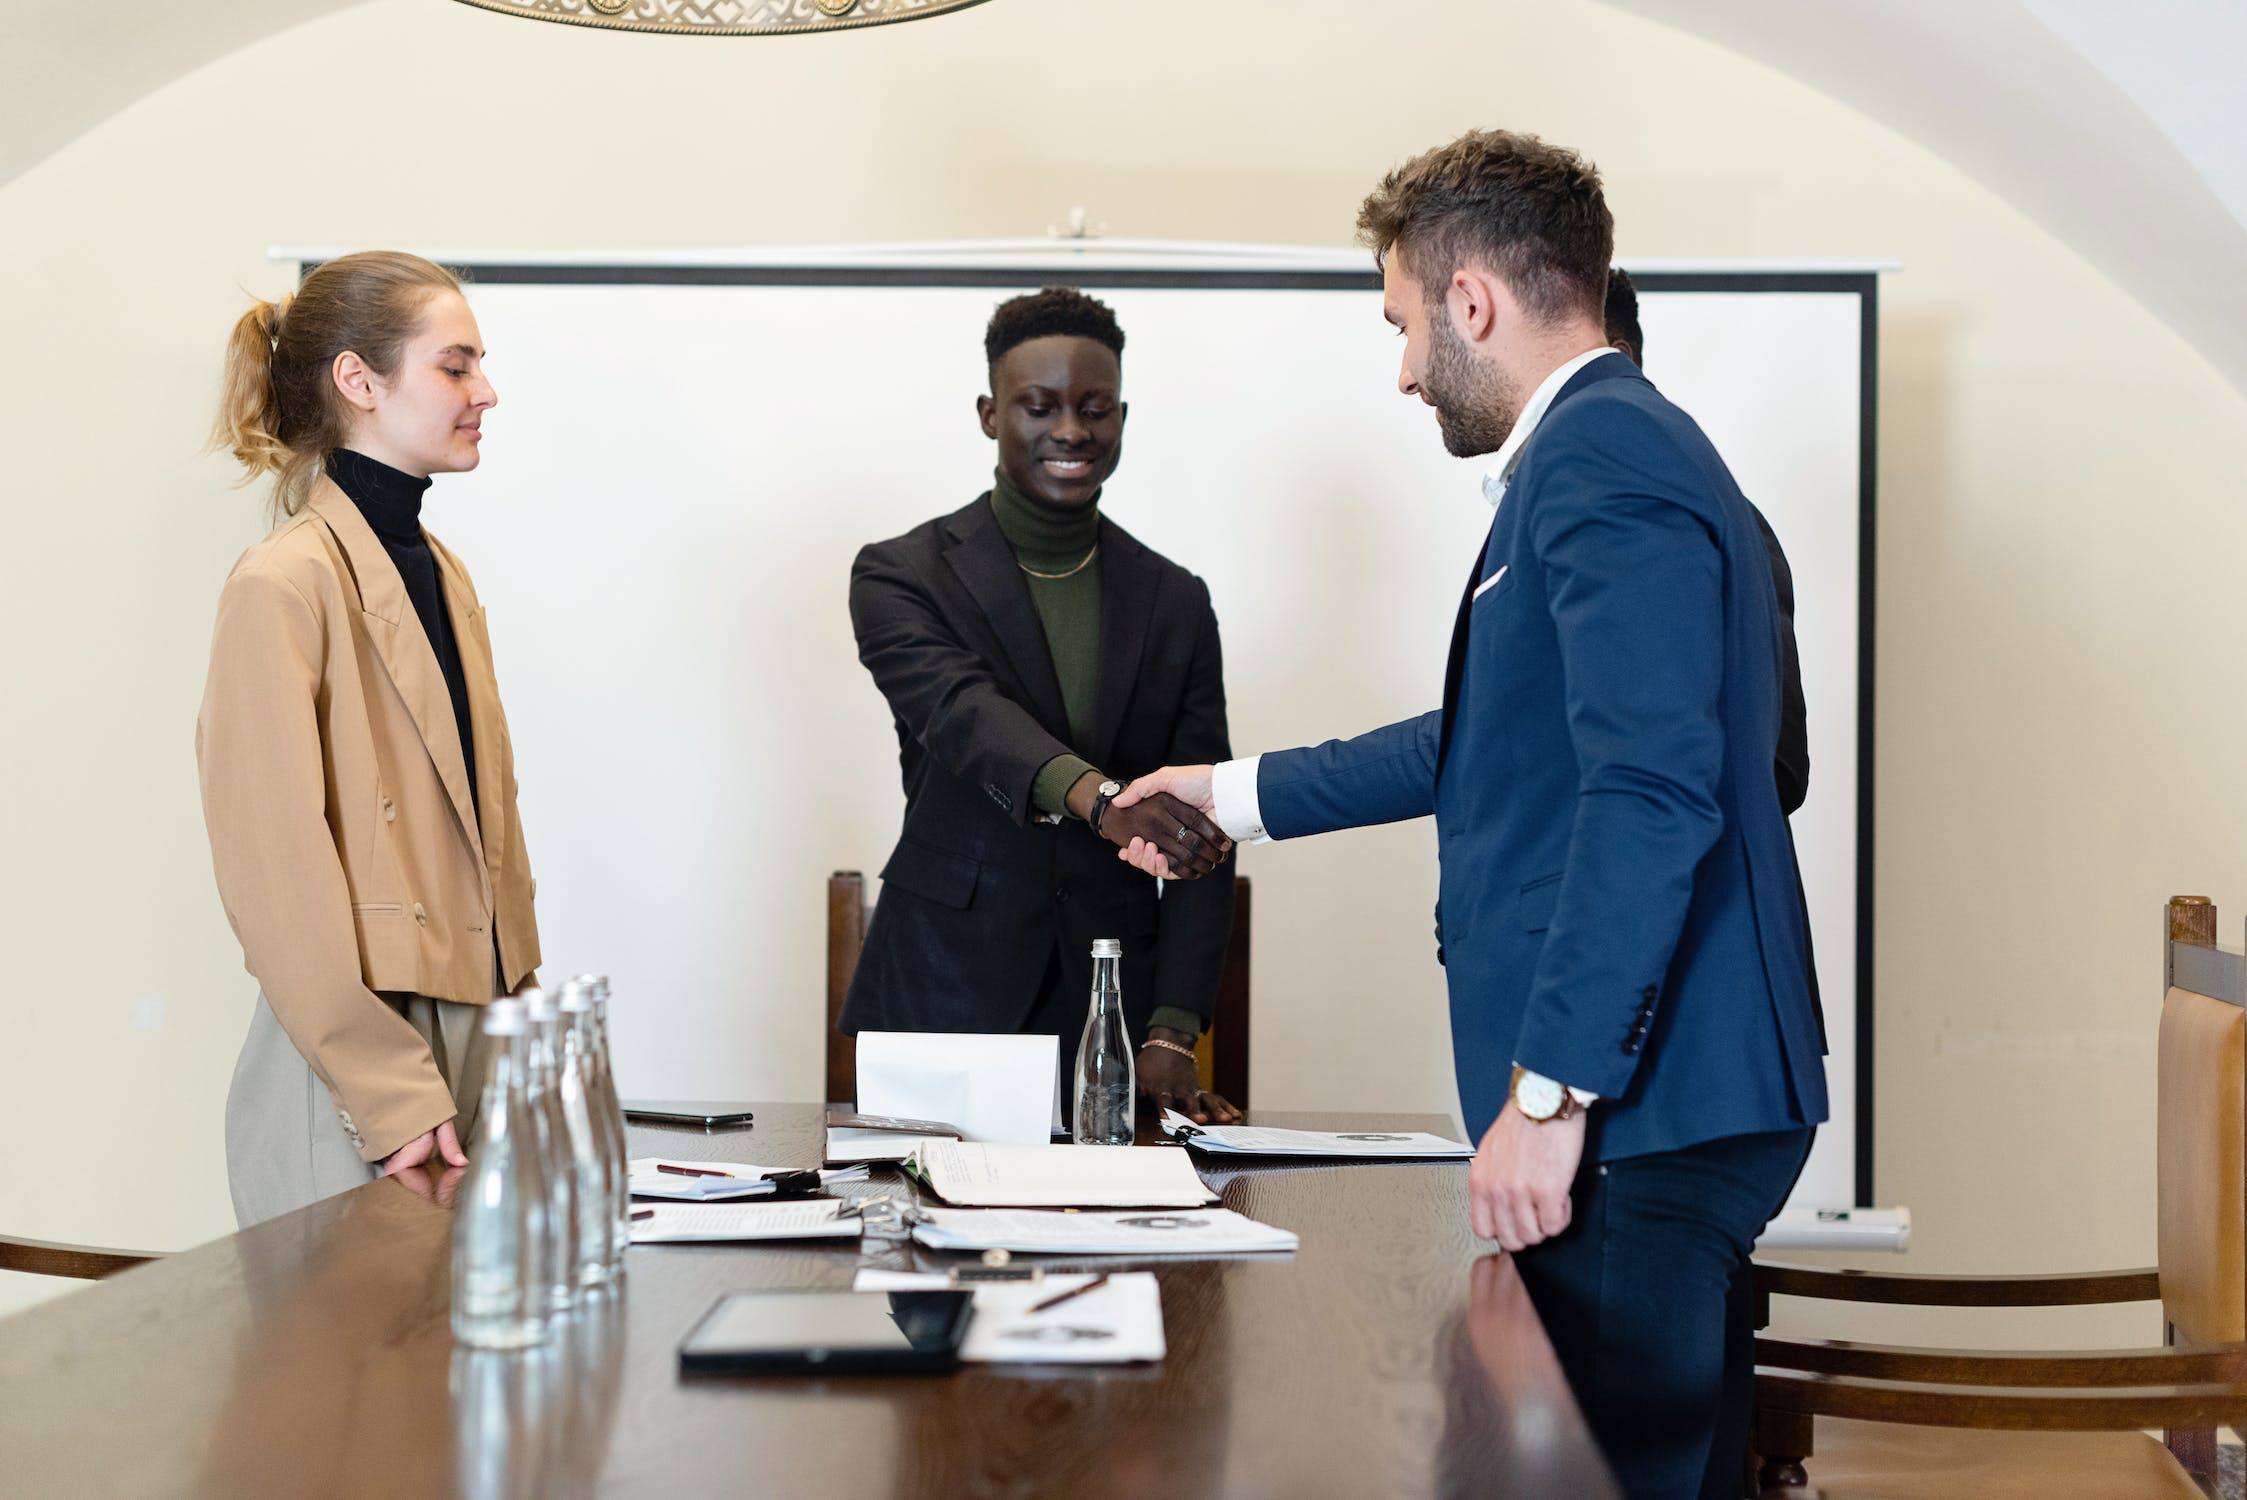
[
  {"xmin": 1605, "ymin": 267, "xmax": 1808, "ymax": 812},
  {"xmin": 845, "ymin": 287, "xmax": 1240, "ymax": 1124},
  {"xmin": 1114, "ymin": 134, "xmax": 1826, "ymax": 1498}
]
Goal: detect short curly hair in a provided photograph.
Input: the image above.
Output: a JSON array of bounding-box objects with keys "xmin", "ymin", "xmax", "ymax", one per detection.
[
  {"xmin": 984, "ymin": 286, "xmax": 1126, "ymax": 369},
  {"xmin": 1357, "ymin": 129, "xmax": 1612, "ymax": 326}
]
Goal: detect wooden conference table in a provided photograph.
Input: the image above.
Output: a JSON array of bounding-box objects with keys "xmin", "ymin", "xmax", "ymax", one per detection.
[{"xmin": 0, "ymin": 1104, "xmax": 1619, "ymax": 1499}]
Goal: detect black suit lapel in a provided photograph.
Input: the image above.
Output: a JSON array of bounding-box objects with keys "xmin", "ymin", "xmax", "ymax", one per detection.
[
  {"xmin": 1086, "ymin": 520, "xmax": 1156, "ymax": 769},
  {"xmin": 943, "ymin": 495, "xmax": 1072, "ymax": 739},
  {"xmin": 1435, "ymin": 508, "xmax": 1503, "ymax": 775}
]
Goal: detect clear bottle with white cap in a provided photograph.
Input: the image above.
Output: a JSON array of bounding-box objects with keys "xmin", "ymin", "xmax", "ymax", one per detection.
[
  {"xmin": 452, "ymin": 995, "xmax": 552, "ymax": 1348},
  {"xmin": 554, "ymin": 979, "xmax": 616, "ymax": 1292},
  {"xmin": 1074, "ymin": 938, "xmax": 1135, "ymax": 1145},
  {"xmin": 519, "ymin": 986, "xmax": 579, "ymax": 1313}
]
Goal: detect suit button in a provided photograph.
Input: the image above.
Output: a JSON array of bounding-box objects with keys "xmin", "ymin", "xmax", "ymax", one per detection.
[
  {"xmin": 1055, "ymin": 887, "xmax": 1071, "ymax": 904},
  {"xmin": 413, "ymin": 902, "xmax": 428, "ymax": 927},
  {"xmin": 1641, "ymin": 984, "xmax": 1657, "ymax": 1002},
  {"xmin": 382, "ymin": 799, "xmax": 396, "ymax": 823}
]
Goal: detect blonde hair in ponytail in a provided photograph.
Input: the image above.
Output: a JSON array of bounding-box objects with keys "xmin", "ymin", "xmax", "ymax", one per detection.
[{"xmin": 211, "ymin": 251, "xmax": 463, "ymax": 522}]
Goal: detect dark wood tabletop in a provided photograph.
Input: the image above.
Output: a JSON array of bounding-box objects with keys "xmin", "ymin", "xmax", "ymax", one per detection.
[{"xmin": 0, "ymin": 1104, "xmax": 1618, "ymax": 1500}]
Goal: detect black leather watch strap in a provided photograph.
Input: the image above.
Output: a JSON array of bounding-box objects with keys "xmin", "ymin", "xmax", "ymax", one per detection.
[{"xmin": 1088, "ymin": 779, "xmax": 1123, "ymax": 836}]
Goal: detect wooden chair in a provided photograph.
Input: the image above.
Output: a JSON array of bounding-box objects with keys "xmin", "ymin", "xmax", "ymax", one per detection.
[
  {"xmin": 0, "ymin": 1234, "xmax": 160, "ymax": 1281},
  {"xmin": 826, "ymin": 870, "xmax": 1252, "ymax": 1110},
  {"xmin": 1748, "ymin": 894, "xmax": 2247, "ymax": 1499}
]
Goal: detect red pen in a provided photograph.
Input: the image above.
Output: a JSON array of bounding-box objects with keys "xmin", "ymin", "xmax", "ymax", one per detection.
[{"xmin": 657, "ymin": 1163, "xmax": 735, "ymax": 1178}]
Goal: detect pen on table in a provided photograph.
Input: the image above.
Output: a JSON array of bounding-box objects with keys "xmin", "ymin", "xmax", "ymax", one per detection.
[
  {"xmin": 1028, "ymin": 1271, "xmax": 1112, "ymax": 1314},
  {"xmin": 630, "ymin": 1208, "xmax": 655, "ymax": 1222},
  {"xmin": 657, "ymin": 1163, "xmax": 735, "ymax": 1178}
]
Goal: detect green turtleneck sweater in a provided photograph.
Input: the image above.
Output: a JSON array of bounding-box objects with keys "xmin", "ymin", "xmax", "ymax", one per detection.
[
  {"xmin": 991, "ymin": 471, "xmax": 1104, "ymax": 816},
  {"xmin": 992, "ymin": 473, "xmax": 1204, "ymax": 1041}
]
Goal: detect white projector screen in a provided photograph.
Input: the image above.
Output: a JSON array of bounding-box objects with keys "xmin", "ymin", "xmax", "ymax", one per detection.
[{"xmin": 329, "ymin": 247, "xmax": 1874, "ymax": 1209}]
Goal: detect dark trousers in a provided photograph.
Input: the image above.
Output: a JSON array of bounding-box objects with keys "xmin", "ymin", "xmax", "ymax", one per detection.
[
  {"xmin": 1019, "ymin": 945, "xmax": 1084, "ymax": 1129},
  {"xmin": 1512, "ymin": 1126, "xmax": 1814, "ymax": 1500}
]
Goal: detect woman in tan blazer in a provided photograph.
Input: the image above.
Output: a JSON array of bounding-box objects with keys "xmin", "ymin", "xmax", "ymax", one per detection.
[{"xmin": 202, "ymin": 252, "xmax": 539, "ymax": 1226}]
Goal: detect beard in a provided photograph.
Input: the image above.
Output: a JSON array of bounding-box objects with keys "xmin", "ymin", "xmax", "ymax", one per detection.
[{"xmin": 1422, "ymin": 315, "xmax": 1521, "ymax": 459}]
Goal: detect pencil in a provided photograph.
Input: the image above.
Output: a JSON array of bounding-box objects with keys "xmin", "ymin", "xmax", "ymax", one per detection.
[{"xmin": 1028, "ymin": 1271, "xmax": 1113, "ymax": 1314}]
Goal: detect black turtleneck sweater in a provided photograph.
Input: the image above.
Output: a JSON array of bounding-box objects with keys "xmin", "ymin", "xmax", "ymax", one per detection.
[{"xmin": 329, "ymin": 449, "xmax": 479, "ymax": 819}]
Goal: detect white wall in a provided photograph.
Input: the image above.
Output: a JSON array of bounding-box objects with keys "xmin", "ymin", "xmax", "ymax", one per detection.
[{"xmin": 5, "ymin": 0, "xmax": 2246, "ymax": 1344}]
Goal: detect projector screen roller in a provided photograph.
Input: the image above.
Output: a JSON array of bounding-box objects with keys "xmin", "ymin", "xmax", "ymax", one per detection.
[{"xmin": 350, "ymin": 248, "xmax": 1875, "ymax": 1210}]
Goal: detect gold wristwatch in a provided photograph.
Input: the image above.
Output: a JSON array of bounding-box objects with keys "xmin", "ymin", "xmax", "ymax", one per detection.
[{"xmin": 1509, "ymin": 1065, "xmax": 1577, "ymax": 1123}]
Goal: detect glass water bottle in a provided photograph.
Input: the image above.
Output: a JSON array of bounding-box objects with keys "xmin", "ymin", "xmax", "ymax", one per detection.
[
  {"xmin": 520, "ymin": 986, "xmax": 579, "ymax": 1314},
  {"xmin": 1074, "ymin": 938, "xmax": 1135, "ymax": 1145},
  {"xmin": 580, "ymin": 973, "xmax": 633, "ymax": 1276},
  {"xmin": 452, "ymin": 997, "xmax": 552, "ymax": 1349},
  {"xmin": 554, "ymin": 980, "xmax": 616, "ymax": 1292}
]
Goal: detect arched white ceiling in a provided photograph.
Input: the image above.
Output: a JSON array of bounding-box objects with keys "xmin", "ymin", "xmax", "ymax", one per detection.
[
  {"xmin": 9, "ymin": 0, "xmax": 2247, "ymax": 392},
  {"xmin": 1600, "ymin": 0, "xmax": 2247, "ymax": 392},
  {"xmin": 1, "ymin": 0, "xmax": 369, "ymax": 189}
]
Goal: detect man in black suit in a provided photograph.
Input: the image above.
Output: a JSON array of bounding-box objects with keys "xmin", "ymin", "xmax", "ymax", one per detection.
[{"xmin": 844, "ymin": 287, "xmax": 1239, "ymax": 1123}]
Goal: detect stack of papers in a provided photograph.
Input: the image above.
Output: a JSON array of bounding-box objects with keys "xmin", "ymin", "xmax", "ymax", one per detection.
[
  {"xmin": 629, "ymin": 1158, "xmax": 869, "ymax": 1201},
  {"xmin": 854, "ymin": 1031, "xmax": 1059, "ymax": 1144},
  {"xmin": 1160, "ymin": 1110, "xmax": 1473, "ymax": 1160},
  {"xmin": 910, "ymin": 1206, "xmax": 1296, "ymax": 1257},
  {"xmin": 628, "ymin": 1199, "xmax": 861, "ymax": 1244},
  {"xmin": 907, "ymin": 1139, "xmax": 1217, "ymax": 1208},
  {"xmin": 854, "ymin": 1269, "xmax": 1165, "ymax": 1364}
]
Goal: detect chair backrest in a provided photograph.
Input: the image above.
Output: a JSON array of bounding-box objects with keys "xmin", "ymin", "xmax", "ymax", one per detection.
[
  {"xmin": 2158, "ymin": 894, "xmax": 2247, "ymax": 1346},
  {"xmin": 825, "ymin": 870, "xmax": 1252, "ymax": 1109}
]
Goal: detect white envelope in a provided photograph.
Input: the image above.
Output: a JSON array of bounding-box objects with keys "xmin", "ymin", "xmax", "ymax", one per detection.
[{"xmin": 855, "ymin": 1031, "xmax": 1058, "ymax": 1146}]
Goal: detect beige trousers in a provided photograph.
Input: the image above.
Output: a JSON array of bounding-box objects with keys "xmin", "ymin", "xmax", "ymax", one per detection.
[{"xmin": 225, "ymin": 990, "xmax": 489, "ymax": 1229}]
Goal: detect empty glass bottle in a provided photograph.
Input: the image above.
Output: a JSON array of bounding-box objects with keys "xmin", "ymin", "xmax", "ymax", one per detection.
[
  {"xmin": 520, "ymin": 986, "xmax": 578, "ymax": 1314},
  {"xmin": 452, "ymin": 997, "xmax": 552, "ymax": 1349},
  {"xmin": 1074, "ymin": 938, "xmax": 1135, "ymax": 1145},
  {"xmin": 554, "ymin": 980, "xmax": 615, "ymax": 1292},
  {"xmin": 578, "ymin": 973, "xmax": 633, "ymax": 1276}
]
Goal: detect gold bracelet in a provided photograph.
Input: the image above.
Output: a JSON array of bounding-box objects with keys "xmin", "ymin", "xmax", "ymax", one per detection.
[{"xmin": 1141, "ymin": 1037, "xmax": 1197, "ymax": 1060}]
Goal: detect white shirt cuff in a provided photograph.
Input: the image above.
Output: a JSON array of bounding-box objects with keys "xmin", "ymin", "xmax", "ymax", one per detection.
[
  {"xmin": 1209, "ymin": 755, "xmax": 1270, "ymax": 844},
  {"xmin": 1517, "ymin": 1064, "xmax": 1600, "ymax": 1107}
]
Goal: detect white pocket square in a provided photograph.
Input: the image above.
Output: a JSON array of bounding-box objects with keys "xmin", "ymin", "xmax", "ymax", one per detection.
[{"xmin": 1473, "ymin": 565, "xmax": 1509, "ymax": 600}]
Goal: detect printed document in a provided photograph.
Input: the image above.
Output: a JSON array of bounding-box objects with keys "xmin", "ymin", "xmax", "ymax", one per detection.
[
  {"xmin": 908, "ymin": 1140, "xmax": 1217, "ymax": 1208},
  {"xmin": 627, "ymin": 1199, "xmax": 860, "ymax": 1243},
  {"xmin": 911, "ymin": 1206, "xmax": 1295, "ymax": 1256},
  {"xmin": 1161, "ymin": 1109, "xmax": 1473, "ymax": 1159}
]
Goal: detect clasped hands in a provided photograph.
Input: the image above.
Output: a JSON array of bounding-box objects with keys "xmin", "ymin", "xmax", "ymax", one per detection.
[
  {"xmin": 1105, "ymin": 765, "xmax": 1221, "ymax": 880},
  {"xmin": 1072, "ymin": 766, "xmax": 1231, "ymax": 880}
]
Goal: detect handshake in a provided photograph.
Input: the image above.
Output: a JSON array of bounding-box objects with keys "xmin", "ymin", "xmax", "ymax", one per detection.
[{"xmin": 1088, "ymin": 766, "xmax": 1224, "ymax": 880}]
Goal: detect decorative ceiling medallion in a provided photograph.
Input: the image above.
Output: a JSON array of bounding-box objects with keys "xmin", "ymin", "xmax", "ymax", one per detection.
[{"xmin": 450, "ymin": 0, "xmax": 994, "ymax": 35}]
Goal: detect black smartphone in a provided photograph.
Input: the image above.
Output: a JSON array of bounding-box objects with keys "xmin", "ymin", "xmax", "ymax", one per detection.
[
  {"xmin": 621, "ymin": 1100, "xmax": 757, "ymax": 1129},
  {"xmin": 678, "ymin": 1289, "xmax": 973, "ymax": 1376}
]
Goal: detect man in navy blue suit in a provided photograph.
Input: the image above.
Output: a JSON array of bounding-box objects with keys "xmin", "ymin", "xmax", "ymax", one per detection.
[{"xmin": 1115, "ymin": 131, "xmax": 1827, "ymax": 1500}]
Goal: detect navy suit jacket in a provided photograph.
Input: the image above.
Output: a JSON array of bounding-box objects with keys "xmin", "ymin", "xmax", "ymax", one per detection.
[{"xmin": 1257, "ymin": 357, "xmax": 1828, "ymax": 1160}]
